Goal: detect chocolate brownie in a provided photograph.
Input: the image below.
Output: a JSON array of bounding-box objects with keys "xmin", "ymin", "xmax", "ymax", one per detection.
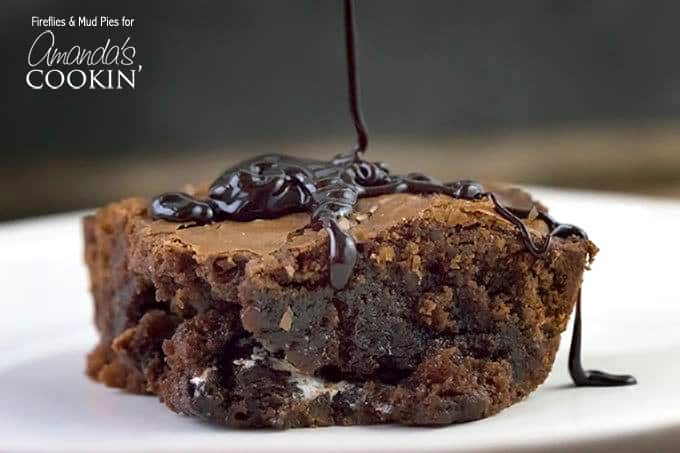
[{"xmin": 84, "ymin": 186, "xmax": 596, "ymax": 428}]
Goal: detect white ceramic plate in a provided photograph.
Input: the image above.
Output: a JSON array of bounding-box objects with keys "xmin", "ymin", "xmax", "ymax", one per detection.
[{"xmin": 1, "ymin": 188, "xmax": 679, "ymax": 452}]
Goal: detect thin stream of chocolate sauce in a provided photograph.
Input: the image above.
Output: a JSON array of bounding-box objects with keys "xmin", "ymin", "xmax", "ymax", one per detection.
[
  {"xmin": 150, "ymin": 0, "xmax": 635, "ymax": 388},
  {"xmin": 343, "ymin": 0, "xmax": 368, "ymax": 156}
]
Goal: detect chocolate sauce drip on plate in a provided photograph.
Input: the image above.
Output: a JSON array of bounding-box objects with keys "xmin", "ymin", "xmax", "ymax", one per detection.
[
  {"xmin": 569, "ymin": 292, "xmax": 637, "ymax": 386},
  {"xmin": 150, "ymin": 0, "xmax": 635, "ymax": 388}
]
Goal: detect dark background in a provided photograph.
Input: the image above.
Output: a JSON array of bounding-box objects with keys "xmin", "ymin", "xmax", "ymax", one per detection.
[{"xmin": 2, "ymin": 0, "xmax": 680, "ymax": 220}]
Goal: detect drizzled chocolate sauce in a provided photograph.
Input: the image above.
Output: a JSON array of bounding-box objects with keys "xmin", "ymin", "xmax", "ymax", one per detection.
[{"xmin": 151, "ymin": 0, "xmax": 635, "ymax": 388}]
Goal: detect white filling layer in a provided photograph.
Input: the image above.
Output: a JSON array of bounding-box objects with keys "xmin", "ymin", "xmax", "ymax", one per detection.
[
  {"xmin": 374, "ymin": 403, "xmax": 393, "ymax": 415},
  {"xmin": 189, "ymin": 366, "xmax": 216, "ymax": 398},
  {"xmin": 232, "ymin": 347, "xmax": 350, "ymax": 401}
]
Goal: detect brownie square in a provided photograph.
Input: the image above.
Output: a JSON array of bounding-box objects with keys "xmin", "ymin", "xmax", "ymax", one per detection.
[{"xmin": 84, "ymin": 189, "xmax": 594, "ymax": 427}]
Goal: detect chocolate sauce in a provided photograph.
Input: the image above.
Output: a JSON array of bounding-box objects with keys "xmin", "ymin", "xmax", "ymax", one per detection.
[
  {"xmin": 569, "ymin": 292, "xmax": 637, "ymax": 386},
  {"xmin": 343, "ymin": 0, "xmax": 368, "ymax": 156},
  {"xmin": 150, "ymin": 0, "xmax": 635, "ymax": 388}
]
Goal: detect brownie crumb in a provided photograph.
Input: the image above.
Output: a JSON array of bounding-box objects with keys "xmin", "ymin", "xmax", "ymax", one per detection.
[{"xmin": 279, "ymin": 306, "xmax": 294, "ymax": 331}]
